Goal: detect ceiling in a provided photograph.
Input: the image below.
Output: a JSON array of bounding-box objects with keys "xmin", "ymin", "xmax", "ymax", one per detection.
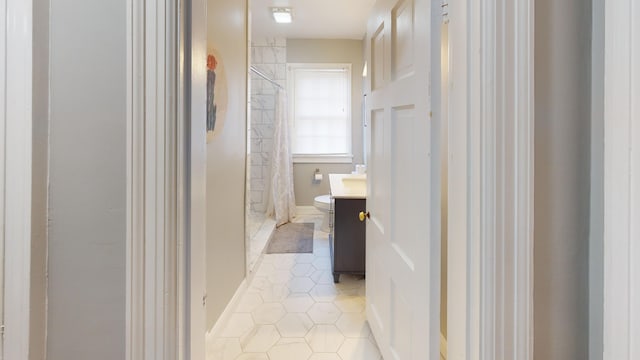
[{"xmin": 251, "ymin": 0, "xmax": 376, "ymax": 40}]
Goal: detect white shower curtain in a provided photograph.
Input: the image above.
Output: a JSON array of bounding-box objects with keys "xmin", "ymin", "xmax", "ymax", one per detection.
[{"xmin": 266, "ymin": 89, "xmax": 296, "ymax": 227}]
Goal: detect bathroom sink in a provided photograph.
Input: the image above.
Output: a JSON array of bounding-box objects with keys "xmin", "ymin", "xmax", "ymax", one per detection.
[
  {"xmin": 341, "ymin": 174, "xmax": 366, "ymax": 182},
  {"xmin": 329, "ymin": 174, "xmax": 367, "ymax": 199}
]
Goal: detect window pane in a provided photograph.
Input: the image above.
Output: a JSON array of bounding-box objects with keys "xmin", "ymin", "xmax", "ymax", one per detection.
[{"xmin": 290, "ymin": 65, "xmax": 351, "ymax": 156}]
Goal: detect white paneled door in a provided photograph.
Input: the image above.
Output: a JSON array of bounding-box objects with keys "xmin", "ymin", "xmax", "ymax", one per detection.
[
  {"xmin": 2, "ymin": 0, "xmax": 34, "ymax": 358},
  {"xmin": 365, "ymin": 0, "xmax": 438, "ymax": 359}
]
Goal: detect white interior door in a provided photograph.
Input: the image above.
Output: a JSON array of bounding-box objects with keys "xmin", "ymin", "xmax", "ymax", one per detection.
[
  {"xmin": 2, "ymin": 0, "xmax": 33, "ymax": 358},
  {"xmin": 365, "ymin": 0, "xmax": 439, "ymax": 359}
]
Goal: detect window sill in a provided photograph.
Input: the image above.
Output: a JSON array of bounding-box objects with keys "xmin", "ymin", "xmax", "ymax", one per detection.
[{"xmin": 292, "ymin": 154, "xmax": 354, "ymax": 164}]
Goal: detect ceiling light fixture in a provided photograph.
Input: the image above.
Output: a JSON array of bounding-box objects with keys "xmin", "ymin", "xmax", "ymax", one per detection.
[{"xmin": 272, "ymin": 7, "xmax": 293, "ymax": 23}]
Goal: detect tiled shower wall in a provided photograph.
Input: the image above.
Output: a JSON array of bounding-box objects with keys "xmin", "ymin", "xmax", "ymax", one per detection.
[{"xmin": 249, "ymin": 37, "xmax": 287, "ymax": 213}]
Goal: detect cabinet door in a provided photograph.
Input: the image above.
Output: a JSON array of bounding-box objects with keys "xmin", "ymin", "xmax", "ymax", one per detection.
[{"xmin": 334, "ymin": 199, "xmax": 366, "ymax": 273}]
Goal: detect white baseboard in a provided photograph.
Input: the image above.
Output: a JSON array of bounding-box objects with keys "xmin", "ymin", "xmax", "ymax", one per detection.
[
  {"xmin": 207, "ymin": 207, "xmax": 318, "ymax": 340},
  {"xmin": 440, "ymin": 333, "xmax": 447, "ymax": 360},
  {"xmin": 296, "ymin": 205, "xmax": 322, "ymax": 215},
  {"xmin": 206, "ymin": 279, "xmax": 248, "ymax": 340}
]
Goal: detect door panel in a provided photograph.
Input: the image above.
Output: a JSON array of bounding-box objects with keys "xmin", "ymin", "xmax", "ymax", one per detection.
[
  {"xmin": 391, "ymin": 0, "xmax": 414, "ymax": 80},
  {"xmin": 367, "ymin": 108, "xmax": 389, "ymax": 333},
  {"xmin": 391, "ymin": 105, "xmax": 419, "ymax": 269},
  {"xmin": 390, "ymin": 280, "xmax": 412, "ymax": 359},
  {"xmin": 365, "ymin": 0, "xmax": 438, "ymax": 359},
  {"xmin": 372, "ymin": 24, "xmax": 386, "ymax": 91}
]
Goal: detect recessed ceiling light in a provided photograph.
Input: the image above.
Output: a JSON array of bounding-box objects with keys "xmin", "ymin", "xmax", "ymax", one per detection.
[{"xmin": 272, "ymin": 7, "xmax": 292, "ymax": 23}]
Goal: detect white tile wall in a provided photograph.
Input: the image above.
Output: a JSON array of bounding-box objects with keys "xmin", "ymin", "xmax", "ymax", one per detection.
[{"xmin": 250, "ymin": 37, "xmax": 287, "ymax": 213}]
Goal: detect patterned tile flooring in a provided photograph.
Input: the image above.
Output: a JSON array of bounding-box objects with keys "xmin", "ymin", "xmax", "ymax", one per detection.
[{"xmin": 207, "ymin": 215, "xmax": 382, "ymax": 360}]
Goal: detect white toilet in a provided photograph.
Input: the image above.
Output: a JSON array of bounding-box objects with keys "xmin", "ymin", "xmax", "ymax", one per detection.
[{"xmin": 313, "ymin": 194, "xmax": 332, "ymax": 232}]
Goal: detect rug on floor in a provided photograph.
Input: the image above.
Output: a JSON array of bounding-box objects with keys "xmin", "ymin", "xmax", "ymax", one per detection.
[{"xmin": 265, "ymin": 222, "xmax": 314, "ymax": 254}]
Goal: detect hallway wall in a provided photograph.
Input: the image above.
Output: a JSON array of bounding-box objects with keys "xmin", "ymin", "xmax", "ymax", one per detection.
[
  {"xmin": 46, "ymin": 0, "xmax": 127, "ymax": 358},
  {"xmin": 30, "ymin": 0, "xmax": 49, "ymax": 358},
  {"xmin": 205, "ymin": 0, "xmax": 248, "ymax": 329},
  {"xmin": 589, "ymin": 0, "xmax": 605, "ymax": 358},
  {"xmin": 534, "ymin": 0, "xmax": 592, "ymax": 358}
]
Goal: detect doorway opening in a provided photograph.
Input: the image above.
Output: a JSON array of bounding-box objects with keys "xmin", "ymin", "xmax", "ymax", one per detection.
[
  {"xmin": 204, "ymin": 0, "xmax": 383, "ymax": 358},
  {"xmin": 242, "ymin": 1, "xmax": 374, "ymax": 278}
]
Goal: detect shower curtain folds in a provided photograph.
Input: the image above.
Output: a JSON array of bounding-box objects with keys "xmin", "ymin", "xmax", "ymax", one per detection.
[{"xmin": 266, "ymin": 89, "xmax": 296, "ymax": 226}]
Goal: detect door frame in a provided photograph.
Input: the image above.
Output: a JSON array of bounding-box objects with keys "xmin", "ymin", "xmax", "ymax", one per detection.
[
  {"xmin": 1, "ymin": 0, "xmax": 34, "ymax": 358},
  {"xmin": 447, "ymin": 0, "xmax": 534, "ymax": 358},
  {"xmin": 602, "ymin": 0, "xmax": 639, "ymax": 358},
  {"xmin": 125, "ymin": 0, "xmax": 207, "ymax": 358}
]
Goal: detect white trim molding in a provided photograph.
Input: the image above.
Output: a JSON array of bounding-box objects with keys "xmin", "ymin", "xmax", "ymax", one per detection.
[
  {"xmin": 1, "ymin": 0, "xmax": 34, "ymax": 359},
  {"xmin": 185, "ymin": 0, "xmax": 208, "ymax": 360},
  {"xmin": 186, "ymin": 0, "xmax": 209, "ymax": 358},
  {"xmin": 448, "ymin": 0, "xmax": 534, "ymax": 359},
  {"xmin": 126, "ymin": 0, "xmax": 209, "ymax": 358},
  {"xmin": 292, "ymin": 154, "xmax": 354, "ymax": 164},
  {"xmin": 125, "ymin": 0, "xmax": 194, "ymax": 358},
  {"xmin": 478, "ymin": 0, "xmax": 535, "ymax": 358},
  {"xmin": 205, "ymin": 280, "xmax": 248, "ymax": 340},
  {"xmin": 603, "ymin": 0, "xmax": 640, "ymax": 359}
]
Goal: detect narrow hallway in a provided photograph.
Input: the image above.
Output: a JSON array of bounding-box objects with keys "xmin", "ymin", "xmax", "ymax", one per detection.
[{"xmin": 206, "ymin": 215, "xmax": 381, "ymax": 360}]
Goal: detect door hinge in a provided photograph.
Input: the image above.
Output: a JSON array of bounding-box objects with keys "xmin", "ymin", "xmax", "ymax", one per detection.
[
  {"xmin": 202, "ymin": 293, "xmax": 207, "ymax": 307},
  {"xmin": 1, "ymin": 324, "xmax": 5, "ymax": 337},
  {"xmin": 441, "ymin": 1, "xmax": 449, "ymax": 24}
]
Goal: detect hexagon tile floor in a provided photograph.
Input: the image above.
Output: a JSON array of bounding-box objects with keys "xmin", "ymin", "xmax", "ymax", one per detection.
[{"xmin": 206, "ymin": 214, "xmax": 383, "ymax": 360}]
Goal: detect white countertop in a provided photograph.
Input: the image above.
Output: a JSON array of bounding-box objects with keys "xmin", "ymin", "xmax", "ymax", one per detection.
[{"xmin": 329, "ymin": 173, "xmax": 367, "ymax": 199}]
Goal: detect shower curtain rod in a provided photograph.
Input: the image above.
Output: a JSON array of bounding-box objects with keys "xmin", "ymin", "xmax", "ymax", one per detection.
[{"xmin": 250, "ymin": 66, "xmax": 284, "ymax": 89}]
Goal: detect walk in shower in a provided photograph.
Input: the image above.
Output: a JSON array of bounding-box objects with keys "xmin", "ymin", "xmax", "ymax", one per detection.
[{"xmin": 245, "ymin": 37, "xmax": 287, "ymax": 272}]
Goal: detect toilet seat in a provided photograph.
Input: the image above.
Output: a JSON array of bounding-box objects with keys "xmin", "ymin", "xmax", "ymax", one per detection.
[{"xmin": 313, "ymin": 194, "xmax": 331, "ymax": 211}]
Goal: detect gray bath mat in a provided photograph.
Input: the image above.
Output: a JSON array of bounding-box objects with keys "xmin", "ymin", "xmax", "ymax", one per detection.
[{"xmin": 265, "ymin": 222, "xmax": 314, "ymax": 254}]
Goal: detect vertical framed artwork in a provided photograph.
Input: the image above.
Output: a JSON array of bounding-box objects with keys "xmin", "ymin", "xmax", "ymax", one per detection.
[{"xmin": 206, "ymin": 50, "xmax": 227, "ymax": 142}]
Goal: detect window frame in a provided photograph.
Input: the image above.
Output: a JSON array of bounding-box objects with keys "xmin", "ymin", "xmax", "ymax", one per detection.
[{"xmin": 287, "ymin": 62, "xmax": 353, "ymax": 164}]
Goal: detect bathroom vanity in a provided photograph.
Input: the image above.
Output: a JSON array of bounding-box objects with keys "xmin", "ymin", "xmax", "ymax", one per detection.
[{"xmin": 328, "ymin": 174, "xmax": 367, "ymax": 283}]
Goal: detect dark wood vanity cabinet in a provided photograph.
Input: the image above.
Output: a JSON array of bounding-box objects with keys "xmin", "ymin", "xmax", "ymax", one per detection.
[{"xmin": 329, "ymin": 198, "xmax": 366, "ymax": 283}]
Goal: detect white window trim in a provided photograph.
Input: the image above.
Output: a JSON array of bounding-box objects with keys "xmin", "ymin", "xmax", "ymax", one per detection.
[
  {"xmin": 287, "ymin": 63, "xmax": 353, "ymax": 161},
  {"xmin": 292, "ymin": 153, "xmax": 354, "ymax": 164}
]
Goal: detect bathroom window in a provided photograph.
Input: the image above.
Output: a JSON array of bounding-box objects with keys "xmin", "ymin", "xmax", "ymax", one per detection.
[{"xmin": 288, "ymin": 63, "xmax": 352, "ymax": 163}]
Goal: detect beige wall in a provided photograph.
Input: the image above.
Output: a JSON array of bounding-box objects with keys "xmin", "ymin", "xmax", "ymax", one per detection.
[
  {"xmin": 286, "ymin": 39, "xmax": 365, "ymax": 206},
  {"xmin": 206, "ymin": 0, "xmax": 248, "ymax": 329},
  {"xmin": 534, "ymin": 0, "xmax": 591, "ymax": 358},
  {"xmin": 589, "ymin": 0, "xmax": 604, "ymax": 358},
  {"xmin": 31, "ymin": 0, "xmax": 49, "ymax": 358},
  {"xmin": 47, "ymin": 0, "xmax": 127, "ymax": 358}
]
